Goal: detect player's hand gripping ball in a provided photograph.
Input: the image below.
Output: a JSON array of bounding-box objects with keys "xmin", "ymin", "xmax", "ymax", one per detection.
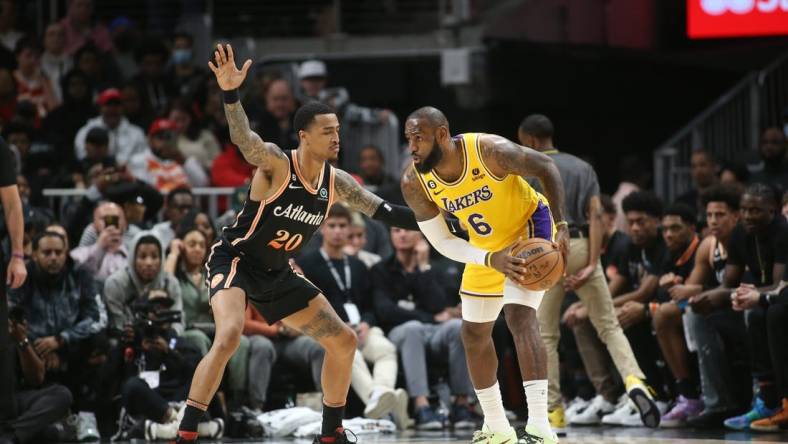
[{"xmin": 510, "ymin": 238, "xmax": 565, "ymax": 291}]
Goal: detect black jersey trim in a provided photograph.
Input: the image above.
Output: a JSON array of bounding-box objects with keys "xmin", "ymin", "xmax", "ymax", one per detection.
[{"xmin": 292, "ymin": 149, "xmax": 326, "ymax": 195}]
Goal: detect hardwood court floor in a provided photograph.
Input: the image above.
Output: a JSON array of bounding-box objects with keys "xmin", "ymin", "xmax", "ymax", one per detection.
[{"xmin": 126, "ymin": 426, "xmax": 788, "ymax": 443}]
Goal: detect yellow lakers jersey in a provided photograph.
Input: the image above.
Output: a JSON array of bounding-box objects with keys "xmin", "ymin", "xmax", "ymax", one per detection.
[{"xmin": 414, "ymin": 132, "xmax": 542, "ymax": 252}]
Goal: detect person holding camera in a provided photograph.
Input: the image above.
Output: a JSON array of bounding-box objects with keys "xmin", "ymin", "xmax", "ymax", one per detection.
[
  {"xmin": 0, "ymin": 308, "xmax": 73, "ymax": 444},
  {"xmin": 118, "ymin": 290, "xmax": 223, "ymax": 441},
  {"xmin": 71, "ymin": 202, "xmax": 131, "ymax": 281},
  {"xmin": 105, "ymin": 232, "xmax": 184, "ymax": 339}
]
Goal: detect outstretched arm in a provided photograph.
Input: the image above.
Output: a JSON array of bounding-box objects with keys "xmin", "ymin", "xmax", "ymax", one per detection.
[
  {"xmin": 209, "ymin": 43, "xmax": 285, "ymax": 167},
  {"xmin": 334, "ymin": 168, "xmax": 420, "ymax": 230},
  {"xmin": 481, "ymin": 134, "xmax": 569, "ymax": 259}
]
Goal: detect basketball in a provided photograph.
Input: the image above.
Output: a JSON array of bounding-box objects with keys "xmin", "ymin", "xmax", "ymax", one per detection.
[{"xmin": 510, "ymin": 238, "xmax": 565, "ymax": 291}]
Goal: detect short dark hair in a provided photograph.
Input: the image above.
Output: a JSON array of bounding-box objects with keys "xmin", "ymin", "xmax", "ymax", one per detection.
[
  {"xmin": 32, "ymin": 230, "xmax": 66, "ymax": 251},
  {"xmin": 622, "ymin": 191, "xmax": 663, "ymax": 218},
  {"xmin": 743, "ymin": 183, "xmax": 779, "ymax": 207},
  {"xmin": 166, "ymin": 186, "xmax": 193, "ymax": 206},
  {"xmin": 719, "ymin": 161, "xmax": 749, "ymax": 183},
  {"xmin": 600, "ymin": 194, "xmax": 616, "ymax": 215},
  {"xmin": 293, "ymin": 101, "xmax": 334, "ymax": 133},
  {"xmin": 407, "ymin": 106, "xmax": 449, "ymax": 130},
  {"xmin": 691, "ymin": 148, "xmax": 716, "ymax": 164},
  {"xmin": 663, "ymin": 203, "xmax": 696, "ymax": 226},
  {"xmin": 519, "ymin": 114, "xmax": 554, "ymax": 140},
  {"xmin": 135, "ymin": 234, "xmax": 162, "ymax": 257},
  {"xmin": 360, "ymin": 145, "xmax": 384, "ymax": 161},
  {"xmin": 174, "ymin": 209, "xmax": 215, "ymax": 241},
  {"xmin": 326, "ymin": 204, "xmax": 352, "ymax": 223},
  {"xmin": 701, "ymin": 184, "xmax": 741, "ymax": 211},
  {"xmin": 86, "ymin": 127, "xmax": 109, "ymax": 145}
]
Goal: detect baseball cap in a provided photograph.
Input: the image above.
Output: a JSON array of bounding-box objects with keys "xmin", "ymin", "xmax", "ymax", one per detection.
[
  {"xmin": 96, "ymin": 88, "xmax": 122, "ymax": 106},
  {"xmin": 148, "ymin": 118, "xmax": 178, "ymax": 137},
  {"xmin": 298, "ymin": 60, "xmax": 327, "ymax": 79}
]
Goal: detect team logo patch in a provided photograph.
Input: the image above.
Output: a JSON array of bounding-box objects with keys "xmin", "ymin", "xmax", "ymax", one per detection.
[
  {"xmin": 472, "ymin": 168, "xmax": 480, "ymax": 176},
  {"xmin": 319, "ymin": 188, "xmax": 328, "ymax": 198},
  {"xmin": 210, "ymin": 273, "xmax": 225, "ymax": 289},
  {"xmin": 292, "ymin": 174, "xmax": 297, "ymax": 181},
  {"xmin": 427, "ymin": 180, "xmax": 437, "ymax": 189}
]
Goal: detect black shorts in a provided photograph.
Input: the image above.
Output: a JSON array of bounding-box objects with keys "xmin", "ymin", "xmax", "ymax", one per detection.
[{"xmin": 206, "ymin": 241, "xmax": 321, "ymax": 323}]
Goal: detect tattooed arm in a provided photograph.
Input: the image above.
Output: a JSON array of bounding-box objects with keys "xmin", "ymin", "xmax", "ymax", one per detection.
[
  {"xmin": 209, "ymin": 43, "xmax": 286, "ymax": 168},
  {"xmin": 480, "ymin": 134, "xmax": 569, "ymax": 260},
  {"xmin": 334, "ymin": 168, "xmax": 420, "ymax": 230}
]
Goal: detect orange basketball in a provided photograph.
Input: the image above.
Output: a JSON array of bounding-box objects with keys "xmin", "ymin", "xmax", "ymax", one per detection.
[{"xmin": 510, "ymin": 238, "xmax": 565, "ymax": 291}]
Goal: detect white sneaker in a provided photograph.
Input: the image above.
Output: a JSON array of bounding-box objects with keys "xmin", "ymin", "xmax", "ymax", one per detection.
[
  {"xmin": 392, "ymin": 388, "xmax": 411, "ymax": 430},
  {"xmin": 602, "ymin": 400, "xmax": 639, "ymax": 426},
  {"xmin": 145, "ymin": 419, "xmax": 178, "ymax": 440},
  {"xmin": 76, "ymin": 411, "xmax": 101, "ymax": 441},
  {"xmin": 571, "ymin": 395, "xmax": 616, "ymax": 425},
  {"xmin": 198, "ymin": 418, "xmax": 225, "ymax": 438},
  {"xmin": 364, "ymin": 387, "xmax": 398, "ymax": 419},
  {"xmin": 565, "ymin": 397, "xmax": 590, "ymax": 422}
]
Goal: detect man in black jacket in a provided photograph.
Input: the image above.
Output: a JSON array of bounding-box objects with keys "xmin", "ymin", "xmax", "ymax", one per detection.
[{"xmin": 372, "ymin": 227, "xmax": 475, "ymax": 431}]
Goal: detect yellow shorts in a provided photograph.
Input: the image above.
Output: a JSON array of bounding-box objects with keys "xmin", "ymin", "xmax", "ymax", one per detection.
[{"xmin": 459, "ymin": 195, "xmax": 556, "ymax": 323}]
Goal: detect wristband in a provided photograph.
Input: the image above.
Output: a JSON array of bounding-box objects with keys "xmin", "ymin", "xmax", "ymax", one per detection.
[
  {"xmin": 11, "ymin": 252, "xmax": 24, "ymax": 260},
  {"xmin": 555, "ymin": 221, "xmax": 569, "ymax": 228},
  {"xmin": 223, "ymin": 89, "xmax": 240, "ymax": 104}
]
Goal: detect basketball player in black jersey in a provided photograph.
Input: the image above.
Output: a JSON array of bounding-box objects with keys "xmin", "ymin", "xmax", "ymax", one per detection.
[{"xmin": 171, "ymin": 44, "xmax": 421, "ymax": 444}]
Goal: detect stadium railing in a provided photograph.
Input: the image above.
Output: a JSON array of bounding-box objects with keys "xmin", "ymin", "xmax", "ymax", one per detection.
[{"xmin": 654, "ymin": 51, "xmax": 788, "ymax": 202}]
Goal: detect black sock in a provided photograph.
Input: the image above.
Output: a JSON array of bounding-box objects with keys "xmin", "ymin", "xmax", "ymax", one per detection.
[
  {"xmin": 179, "ymin": 403, "xmax": 206, "ymax": 434},
  {"xmin": 321, "ymin": 403, "xmax": 345, "ymax": 437},
  {"xmin": 759, "ymin": 381, "xmax": 780, "ymax": 409},
  {"xmin": 676, "ymin": 378, "xmax": 699, "ymax": 399}
]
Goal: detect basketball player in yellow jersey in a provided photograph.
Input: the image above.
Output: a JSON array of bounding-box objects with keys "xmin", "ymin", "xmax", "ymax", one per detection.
[{"xmin": 401, "ymin": 107, "xmax": 568, "ymax": 444}]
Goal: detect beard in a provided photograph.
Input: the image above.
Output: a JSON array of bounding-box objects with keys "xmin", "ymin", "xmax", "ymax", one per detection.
[{"xmin": 414, "ymin": 140, "xmax": 443, "ymax": 174}]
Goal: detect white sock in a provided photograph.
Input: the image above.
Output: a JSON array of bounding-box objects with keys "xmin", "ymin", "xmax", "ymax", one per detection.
[
  {"xmin": 474, "ymin": 381, "xmax": 512, "ymax": 434},
  {"xmin": 524, "ymin": 380, "xmax": 552, "ymax": 436}
]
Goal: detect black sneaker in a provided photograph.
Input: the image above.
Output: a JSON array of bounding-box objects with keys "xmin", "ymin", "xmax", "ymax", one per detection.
[{"xmin": 312, "ymin": 427, "xmax": 357, "ymax": 444}]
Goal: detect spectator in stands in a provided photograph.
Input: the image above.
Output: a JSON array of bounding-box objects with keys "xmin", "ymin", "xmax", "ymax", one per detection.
[
  {"xmin": 152, "ymin": 187, "xmax": 195, "ymax": 247},
  {"xmin": 70, "ymin": 202, "xmax": 132, "ymax": 281},
  {"xmin": 0, "ymin": 311, "xmax": 73, "ymax": 444},
  {"xmin": 40, "ymin": 23, "xmax": 72, "ymax": 103},
  {"xmin": 169, "ymin": 99, "xmax": 220, "ymax": 170},
  {"xmin": 210, "ymin": 142, "xmax": 255, "ymax": 188},
  {"xmin": 167, "ymin": 32, "xmax": 206, "ymax": 103},
  {"xmin": 373, "ymin": 227, "xmax": 476, "ymax": 430},
  {"xmin": 13, "ymin": 37, "xmax": 59, "ymax": 120},
  {"xmin": 120, "ymin": 81, "xmax": 153, "ymax": 130},
  {"xmin": 749, "ymin": 127, "xmax": 788, "ymax": 193},
  {"xmin": 174, "ymin": 209, "xmax": 216, "ymax": 248},
  {"xmin": 243, "ymin": 305, "xmax": 326, "ymax": 411},
  {"xmin": 118, "ymin": 289, "xmax": 223, "ymax": 441},
  {"xmin": 60, "ymin": 0, "xmax": 113, "ymax": 55},
  {"xmin": 2, "ymin": 121, "xmax": 32, "ymax": 173},
  {"xmin": 8, "ymin": 230, "xmax": 103, "ymax": 391},
  {"xmin": 43, "ymin": 69, "xmax": 94, "ymax": 163},
  {"xmin": 678, "ymin": 185, "xmax": 745, "ymax": 428},
  {"xmin": 107, "ymin": 16, "xmax": 138, "ymax": 81},
  {"xmin": 344, "ymin": 211, "xmax": 382, "ymax": 268},
  {"xmin": 718, "ymin": 184, "xmax": 788, "ymax": 430},
  {"xmin": 298, "ymin": 60, "xmax": 327, "ymax": 101},
  {"xmin": 75, "ymin": 127, "xmax": 112, "ymax": 178},
  {"xmin": 127, "ymin": 118, "xmax": 208, "ymax": 193},
  {"xmin": 612, "ymin": 155, "xmax": 650, "ymax": 233},
  {"xmin": 74, "ymin": 87, "xmax": 147, "ymax": 165},
  {"xmin": 104, "ymin": 232, "xmax": 184, "ymax": 338},
  {"xmin": 132, "ymin": 39, "xmax": 174, "ymax": 115},
  {"xmin": 72, "ymin": 43, "xmax": 114, "ymax": 93},
  {"xmin": 247, "ymin": 77, "xmax": 299, "ymax": 149},
  {"xmin": 598, "ymin": 194, "xmax": 630, "ymax": 281},
  {"xmin": 0, "ymin": 68, "xmax": 16, "ymax": 124},
  {"xmin": 0, "ymin": 0, "xmax": 21, "ymax": 53},
  {"xmin": 649, "ymin": 204, "xmax": 703, "ymax": 427},
  {"xmin": 677, "ymin": 150, "xmax": 717, "ymax": 225},
  {"xmin": 297, "ymin": 205, "xmax": 406, "ymax": 424},
  {"xmin": 358, "ymin": 144, "xmax": 402, "ymax": 203}
]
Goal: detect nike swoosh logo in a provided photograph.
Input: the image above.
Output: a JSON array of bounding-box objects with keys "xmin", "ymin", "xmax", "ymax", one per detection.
[
  {"xmin": 288, "ymin": 184, "xmax": 303, "ymax": 189},
  {"xmin": 432, "ymin": 189, "xmax": 445, "ymax": 196}
]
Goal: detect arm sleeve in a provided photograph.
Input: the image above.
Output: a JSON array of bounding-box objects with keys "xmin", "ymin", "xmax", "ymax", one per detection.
[
  {"xmin": 372, "ymin": 201, "xmax": 419, "ymax": 230},
  {"xmin": 417, "ymin": 214, "xmax": 488, "ymax": 265}
]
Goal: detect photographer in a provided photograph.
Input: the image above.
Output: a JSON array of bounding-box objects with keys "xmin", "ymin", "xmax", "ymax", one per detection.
[
  {"xmin": 104, "ymin": 232, "xmax": 184, "ymax": 339},
  {"xmin": 119, "ymin": 291, "xmax": 222, "ymax": 441},
  {"xmin": 70, "ymin": 202, "xmax": 131, "ymax": 281},
  {"xmin": 0, "ymin": 308, "xmax": 73, "ymax": 444}
]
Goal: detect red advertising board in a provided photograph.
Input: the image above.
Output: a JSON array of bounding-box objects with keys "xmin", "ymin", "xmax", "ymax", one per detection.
[{"xmin": 688, "ymin": 0, "xmax": 788, "ymax": 38}]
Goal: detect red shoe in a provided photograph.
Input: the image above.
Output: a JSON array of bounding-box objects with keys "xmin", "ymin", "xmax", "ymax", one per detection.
[{"xmin": 313, "ymin": 427, "xmax": 357, "ymax": 443}]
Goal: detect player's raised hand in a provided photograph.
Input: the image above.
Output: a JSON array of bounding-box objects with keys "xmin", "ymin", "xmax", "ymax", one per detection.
[{"xmin": 208, "ymin": 43, "xmax": 252, "ymax": 91}]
